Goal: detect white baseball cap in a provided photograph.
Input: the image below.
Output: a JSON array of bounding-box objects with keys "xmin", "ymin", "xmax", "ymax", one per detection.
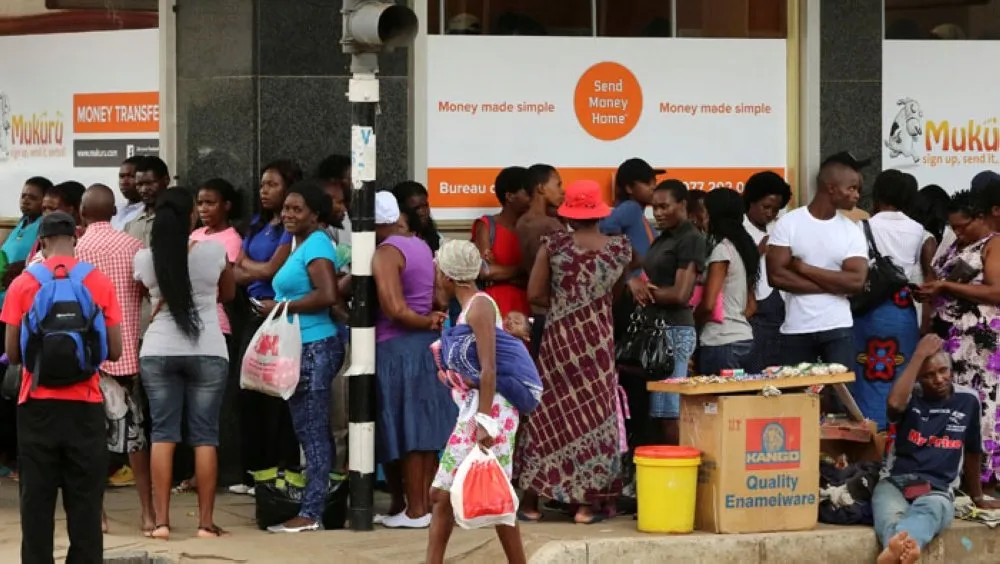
[{"xmin": 375, "ymin": 191, "xmax": 400, "ymax": 225}]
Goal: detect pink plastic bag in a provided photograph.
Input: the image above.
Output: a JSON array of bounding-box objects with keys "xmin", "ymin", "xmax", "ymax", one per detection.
[
  {"xmin": 451, "ymin": 447, "xmax": 518, "ymax": 529},
  {"xmin": 240, "ymin": 302, "xmax": 301, "ymax": 400},
  {"xmin": 689, "ymin": 285, "xmax": 725, "ymax": 324}
]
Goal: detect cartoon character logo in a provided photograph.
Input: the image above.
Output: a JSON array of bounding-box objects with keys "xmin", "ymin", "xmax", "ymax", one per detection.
[
  {"xmin": 745, "ymin": 418, "xmax": 802, "ymax": 470},
  {"xmin": 0, "ymin": 91, "xmax": 11, "ymax": 162},
  {"xmin": 885, "ymin": 97, "xmax": 923, "ymax": 164}
]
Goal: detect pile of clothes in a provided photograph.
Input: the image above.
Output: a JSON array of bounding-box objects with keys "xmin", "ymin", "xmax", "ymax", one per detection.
[{"xmin": 818, "ymin": 455, "xmax": 882, "ymax": 525}]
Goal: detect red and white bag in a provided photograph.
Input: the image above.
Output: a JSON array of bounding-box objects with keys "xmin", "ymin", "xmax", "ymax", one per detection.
[
  {"xmin": 240, "ymin": 302, "xmax": 301, "ymax": 400},
  {"xmin": 451, "ymin": 446, "xmax": 518, "ymax": 529}
]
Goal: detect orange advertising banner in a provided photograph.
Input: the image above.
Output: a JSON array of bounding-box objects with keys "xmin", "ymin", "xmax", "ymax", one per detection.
[
  {"xmin": 427, "ymin": 167, "xmax": 785, "ymax": 208},
  {"xmin": 73, "ymin": 91, "xmax": 160, "ymax": 134}
]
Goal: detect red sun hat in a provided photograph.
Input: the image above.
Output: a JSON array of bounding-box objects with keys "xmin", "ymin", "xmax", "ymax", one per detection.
[{"xmin": 558, "ymin": 179, "xmax": 612, "ymax": 220}]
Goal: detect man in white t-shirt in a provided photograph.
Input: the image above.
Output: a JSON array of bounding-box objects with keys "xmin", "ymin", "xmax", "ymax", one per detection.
[{"xmin": 766, "ymin": 152, "xmax": 869, "ymax": 368}]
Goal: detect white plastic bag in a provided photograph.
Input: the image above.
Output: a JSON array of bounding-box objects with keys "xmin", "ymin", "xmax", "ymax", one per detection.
[
  {"xmin": 240, "ymin": 302, "xmax": 302, "ymax": 400},
  {"xmin": 451, "ymin": 446, "xmax": 518, "ymax": 530}
]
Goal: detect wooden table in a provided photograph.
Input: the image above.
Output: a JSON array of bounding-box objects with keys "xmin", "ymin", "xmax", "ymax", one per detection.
[{"xmin": 647, "ymin": 371, "xmax": 855, "ymax": 395}]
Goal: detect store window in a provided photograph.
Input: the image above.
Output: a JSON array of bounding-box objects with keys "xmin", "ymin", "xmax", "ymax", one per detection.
[
  {"xmin": 427, "ymin": 1, "xmax": 592, "ymax": 36},
  {"xmin": 885, "ymin": 0, "xmax": 1000, "ymax": 39},
  {"xmin": 427, "ymin": 0, "xmax": 788, "ymax": 38}
]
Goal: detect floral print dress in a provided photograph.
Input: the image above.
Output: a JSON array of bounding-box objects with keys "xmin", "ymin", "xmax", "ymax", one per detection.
[{"xmin": 932, "ymin": 234, "xmax": 1000, "ymax": 482}]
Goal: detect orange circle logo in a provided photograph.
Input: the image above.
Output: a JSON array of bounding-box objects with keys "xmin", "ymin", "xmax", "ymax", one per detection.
[{"xmin": 574, "ymin": 62, "xmax": 643, "ymax": 141}]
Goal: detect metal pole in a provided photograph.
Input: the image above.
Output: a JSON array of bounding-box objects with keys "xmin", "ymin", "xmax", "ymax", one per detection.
[{"xmin": 347, "ymin": 53, "xmax": 380, "ymax": 533}]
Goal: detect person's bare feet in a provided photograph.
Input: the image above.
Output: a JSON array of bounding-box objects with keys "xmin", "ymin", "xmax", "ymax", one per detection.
[
  {"xmin": 900, "ymin": 537, "xmax": 921, "ymax": 564},
  {"xmin": 101, "ymin": 511, "xmax": 109, "ymax": 534},
  {"xmin": 146, "ymin": 524, "xmax": 170, "ymax": 540},
  {"xmin": 196, "ymin": 524, "xmax": 229, "ymax": 538},
  {"xmin": 877, "ymin": 532, "xmax": 909, "ymax": 564},
  {"xmin": 140, "ymin": 512, "xmax": 156, "ymax": 534}
]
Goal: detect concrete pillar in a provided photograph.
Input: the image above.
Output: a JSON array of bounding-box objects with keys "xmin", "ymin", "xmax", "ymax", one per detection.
[{"xmin": 819, "ymin": 0, "xmax": 883, "ymax": 203}]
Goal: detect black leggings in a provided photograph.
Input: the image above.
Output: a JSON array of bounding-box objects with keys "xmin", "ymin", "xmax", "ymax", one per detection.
[{"xmin": 238, "ymin": 307, "xmax": 300, "ymax": 485}]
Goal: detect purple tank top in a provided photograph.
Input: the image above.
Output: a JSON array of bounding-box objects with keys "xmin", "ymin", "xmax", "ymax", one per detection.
[{"xmin": 375, "ymin": 235, "xmax": 435, "ymax": 343}]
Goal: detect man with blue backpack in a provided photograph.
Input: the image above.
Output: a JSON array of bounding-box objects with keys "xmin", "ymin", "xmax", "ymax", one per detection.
[{"xmin": 1, "ymin": 211, "xmax": 123, "ymax": 564}]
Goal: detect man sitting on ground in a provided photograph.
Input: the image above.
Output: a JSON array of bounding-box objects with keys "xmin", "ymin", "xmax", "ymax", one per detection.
[{"xmin": 874, "ymin": 334, "xmax": 1000, "ymax": 563}]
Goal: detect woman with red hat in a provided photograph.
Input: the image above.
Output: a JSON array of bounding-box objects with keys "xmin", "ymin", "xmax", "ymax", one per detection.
[{"xmin": 517, "ymin": 179, "xmax": 634, "ymax": 524}]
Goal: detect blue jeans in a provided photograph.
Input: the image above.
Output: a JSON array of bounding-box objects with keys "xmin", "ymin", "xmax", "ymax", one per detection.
[
  {"xmin": 873, "ymin": 479, "xmax": 953, "ymax": 549},
  {"xmin": 649, "ymin": 326, "xmax": 697, "ymax": 419},
  {"xmin": 699, "ymin": 339, "xmax": 754, "ymax": 375},
  {"xmin": 289, "ymin": 336, "xmax": 344, "ymax": 522},
  {"xmin": 780, "ymin": 327, "xmax": 855, "ymax": 367},
  {"xmin": 140, "ymin": 355, "xmax": 229, "ymax": 446}
]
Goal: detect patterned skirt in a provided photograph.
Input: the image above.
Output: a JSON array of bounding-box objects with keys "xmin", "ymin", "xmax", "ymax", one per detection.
[{"xmin": 851, "ymin": 293, "xmax": 919, "ymax": 431}]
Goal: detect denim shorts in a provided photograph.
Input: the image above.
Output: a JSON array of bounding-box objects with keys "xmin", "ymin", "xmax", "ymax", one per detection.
[
  {"xmin": 649, "ymin": 326, "xmax": 697, "ymax": 419},
  {"xmin": 140, "ymin": 355, "xmax": 229, "ymax": 446}
]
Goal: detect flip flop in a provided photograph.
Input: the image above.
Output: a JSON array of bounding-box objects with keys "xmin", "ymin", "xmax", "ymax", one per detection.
[
  {"xmin": 145, "ymin": 524, "xmax": 170, "ymax": 540},
  {"xmin": 197, "ymin": 524, "xmax": 230, "ymax": 538},
  {"xmin": 575, "ymin": 511, "xmax": 611, "ymax": 525},
  {"xmin": 172, "ymin": 479, "xmax": 196, "ymax": 494},
  {"xmin": 516, "ymin": 510, "xmax": 543, "ymax": 522}
]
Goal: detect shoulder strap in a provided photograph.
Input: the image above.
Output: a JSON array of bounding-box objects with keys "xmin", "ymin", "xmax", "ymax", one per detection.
[
  {"xmin": 25, "ymin": 263, "xmax": 53, "ymax": 286},
  {"xmin": 66, "ymin": 262, "xmax": 94, "ymax": 284},
  {"xmin": 861, "ymin": 220, "xmax": 883, "ymax": 260},
  {"xmin": 486, "ymin": 215, "xmax": 497, "ymax": 246}
]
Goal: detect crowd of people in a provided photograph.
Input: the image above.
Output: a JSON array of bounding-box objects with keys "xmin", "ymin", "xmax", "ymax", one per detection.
[{"xmin": 2, "ymin": 150, "xmax": 1000, "ymax": 563}]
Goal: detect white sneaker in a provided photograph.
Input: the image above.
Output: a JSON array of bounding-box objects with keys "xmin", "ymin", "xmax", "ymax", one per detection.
[
  {"xmin": 267, "ymin": 521, "xmax": 322, "ymax": 533},
  {"xmin": 248, "ymin": 487, "xmax": 255, "ymax": 497},
  {"xmin": 228, "ymin": 484, "xmax": 253, "ymax": 495},
  {"xmin": 382, "ymin": 512, "xmax": 432, "ymax": 529}
]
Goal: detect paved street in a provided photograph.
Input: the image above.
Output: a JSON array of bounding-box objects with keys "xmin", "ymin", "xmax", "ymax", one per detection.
[
  {"xmin": 0, "ymin": 477, "xmax": 995, "ymax": 563},
  {"xmin": 0, "ymin": 477, "xmax": 644, "ymax": 563}
]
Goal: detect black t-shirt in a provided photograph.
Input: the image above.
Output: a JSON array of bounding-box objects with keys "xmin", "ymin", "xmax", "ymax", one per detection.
[
  {"xmin": 885, "ymin": 384, "xmax": 982, "ymax": 493},
  {"xmin": 641, "ymin": 221, "xmax": 707, "ymax": 327}
]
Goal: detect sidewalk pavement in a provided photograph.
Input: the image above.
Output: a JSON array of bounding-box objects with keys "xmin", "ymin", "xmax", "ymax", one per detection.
[{"xmin": 0, "ymin": 477, "xmax": 995, "ymax": 563}]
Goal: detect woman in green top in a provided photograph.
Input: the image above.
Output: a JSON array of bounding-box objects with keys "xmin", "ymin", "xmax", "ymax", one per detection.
[
  {"xmin": 0, "ymin": 175, "xmax": 48, "ymax": 478},
  {"xmin": 0, "ymin": 176, "xmax": 48, "ymax": 299}
]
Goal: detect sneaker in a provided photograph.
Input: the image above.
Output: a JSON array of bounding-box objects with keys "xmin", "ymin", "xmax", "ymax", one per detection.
[
  {"xmin": 228, "ymin": 484, "xmax": 253, "ymax": 495},
  {"xmin": 382, "ymin": 512, "xmax": 432, "ymax": 529},
  {"xmin": 108, "ymin": 466, "xmax": 135, "ymax": 487},
  {"xmin": 248, "ymin": 486, "xmax": 256, "ymax": 497},
  {"xmin": 267, "ymin": 521, "xmax": 322, "ymax": 533}
]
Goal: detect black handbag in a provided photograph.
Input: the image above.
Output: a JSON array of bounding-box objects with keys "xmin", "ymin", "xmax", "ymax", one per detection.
[
  {"xmin": 615, "ymin": 306, "xmax": 675, "ymax": 381},
  {"xmin": 850, "ymin": 220, "xmax": 909, "ymax": 315}
]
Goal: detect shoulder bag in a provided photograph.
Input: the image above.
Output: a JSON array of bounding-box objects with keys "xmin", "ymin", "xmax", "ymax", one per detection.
[
  {"xmin": 850, "ymin": 220, "xmax": 908, "ymax": 315},
  {"xmin": 615, "ymin": 305, "xmax": 675, "ymax": 381}
]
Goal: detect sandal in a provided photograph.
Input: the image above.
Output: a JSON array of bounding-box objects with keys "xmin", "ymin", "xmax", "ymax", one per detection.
[
  {"xmin": 197, "ymin": 524, "xmax": 229, "ymax": 538},
  {"xmin": 145, "ymin": 524, "xmax": 170, "ymax": 540},
  {"xmin": 172, "ymin": 479, "xmax": 196, "ymax": 494},
  {"xmin": 516, "ymin": 509, "xmax": 543, "ymax": 522},
  {"xmin": 574, "ymin": 511, "xmax": 612, "ymax": 525}
]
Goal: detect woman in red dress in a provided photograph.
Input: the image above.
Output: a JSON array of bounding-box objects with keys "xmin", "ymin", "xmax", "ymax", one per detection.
[{"xmin": 472, "ymin": 167, "xmax": 533, "ymax": 317}]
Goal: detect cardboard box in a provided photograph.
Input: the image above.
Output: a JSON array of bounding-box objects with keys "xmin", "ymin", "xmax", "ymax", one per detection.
[
  {"xmin": 680, "ymin": 393, "xmax": 820, "ymax": 534},
  {"xmin": 820, "ymin": 419, "xmax": 886, "ymax": 464}
]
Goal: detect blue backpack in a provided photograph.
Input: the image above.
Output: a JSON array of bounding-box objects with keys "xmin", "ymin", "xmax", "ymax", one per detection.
[{"xmin": 20, "ymin": 262, "xmax": 108, "ymax": 389}]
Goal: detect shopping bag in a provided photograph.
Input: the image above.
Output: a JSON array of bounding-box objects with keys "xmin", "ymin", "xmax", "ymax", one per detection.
[
  {"xmin": 451, "ymin": 446, "xmax": 518, "ymax": 530},
  {"xmin": 240, "ymin": 302, "xmax": 302, "ymax": 400}
]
